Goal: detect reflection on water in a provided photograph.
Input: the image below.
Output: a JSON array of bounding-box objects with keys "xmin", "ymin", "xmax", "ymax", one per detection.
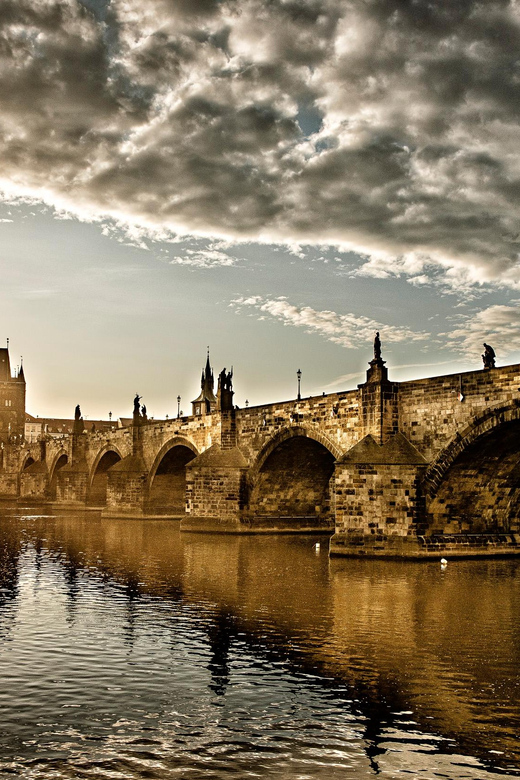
[{"xmin": 0, "ymin": 505, "xmax": 519, "ymax": 779}]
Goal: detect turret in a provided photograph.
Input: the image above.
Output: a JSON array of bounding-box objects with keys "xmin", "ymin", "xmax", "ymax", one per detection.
[{"xmin": 192, "ymin": 349, "xmax": 217, "ymax": 416}]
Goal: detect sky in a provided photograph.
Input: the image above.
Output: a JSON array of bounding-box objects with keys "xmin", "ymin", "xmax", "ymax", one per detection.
[{"xmin": 2, "ymin": 0, "xmax": 520, "ymax": 419}]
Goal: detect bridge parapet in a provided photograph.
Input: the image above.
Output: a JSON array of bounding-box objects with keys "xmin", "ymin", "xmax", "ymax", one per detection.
[
  {"xmin": 399, "ymin": 363, "xmax": 520, "ymax": 462},
  {"xmin": 235, "ymin": 388, "xmax": 361, "ymax": 464}
]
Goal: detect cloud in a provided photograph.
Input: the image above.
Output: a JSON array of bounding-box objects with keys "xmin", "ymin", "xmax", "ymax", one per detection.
[
  {"xmin": 231, "ymin": 295, "xmax": 428, "ymax": 348},
  {"xmin": 170, "ymin": 248, "xmax": 236, "ymax": 268},
  {"xmin": 445, "ymin": 304, "xmax": 520, "ymax": 360},
  {"xmin": 2, "ymin": 1, "xmax": 520, "ymax": 288}
]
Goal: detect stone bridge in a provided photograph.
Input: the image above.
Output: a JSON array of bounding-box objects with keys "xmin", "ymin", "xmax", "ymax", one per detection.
[{"xmin": 2, "ymin": 354, "xmax": 520, "ymax": 557}]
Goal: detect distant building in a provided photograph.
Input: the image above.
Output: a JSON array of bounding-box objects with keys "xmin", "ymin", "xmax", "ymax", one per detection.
[
  {"xmin": 0, "ymin": 346, "xmax": 26, "ymax": 443},
  {"xmin": 192, "ymin": 351, "xmax": 217, "ymax": 416},
  {"xmin": 24, "ymin": 413, "xmax": 114, "ymax": 443}
]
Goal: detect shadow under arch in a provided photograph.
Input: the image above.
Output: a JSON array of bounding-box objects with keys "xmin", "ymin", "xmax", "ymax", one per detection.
[
  {"xmin": 88, "ymin": 445, "xmax": 124, "ymax": 507},
  {"xmin": 147, "ymin": 437, "xmax": 199, "ymax": 515},
  {"xmin": 423, "ymin": 400, "xmax": 520, "ymax": 534},
  {"xmin": 48, "ymin": 451, "xmax": 68, "ymax": 500},
  {"xmin": 251, "ymin": 425, "xmax": 343, "ymax": 479},
  {"xmin": 21, "ymin": 455, "xmax": 35, "ymax": 471},
  {"xmin": 248, "ymin": 425, "xmax": 341, "ymax": 526}
]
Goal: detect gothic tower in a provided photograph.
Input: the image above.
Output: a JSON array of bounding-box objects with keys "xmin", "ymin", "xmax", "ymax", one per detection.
[
  {"xmin": 0, "ymin": 344, "xmax": 26, "ymax": 443},
  {"xmin": 191, "ymin": 350, "xmax": 217, "ymax": 416}
]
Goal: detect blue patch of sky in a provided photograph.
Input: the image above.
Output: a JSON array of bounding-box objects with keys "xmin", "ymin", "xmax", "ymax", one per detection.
[
  {"xmin": 77, "ymin": 0, "xmax": 112, "ymax": 24},
  {"xmin": 296, "ymin": 103, "xmax": 323, "ymax": 137}
]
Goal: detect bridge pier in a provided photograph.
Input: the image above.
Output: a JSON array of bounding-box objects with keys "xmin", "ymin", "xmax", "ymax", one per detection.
[
  {"xmin": 330, "ymin": 433, "xmax": 428, "ymax": 557},
  {"xmin": 56, "ymin": 420, "xmax": 90, "ymax": 508},
  {"xmin": 19, "ymin": 440, "xmax": 49, "ymax": 502},
  {"xmin": 103, "ymin": 417, "xmax": 149, "ymax": 518},
  {"xmin": 0, "ymin": 444, "xmax": 23, "ymax": 499},
  {"xmin": 182, "ymin": 409, "xmax": 250, "ymax": 531}
]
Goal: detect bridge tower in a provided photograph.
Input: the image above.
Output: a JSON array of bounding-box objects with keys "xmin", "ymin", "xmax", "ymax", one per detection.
[{"xmin": 0, "ymin": 344, "xmax": 25, "ymax": 444}]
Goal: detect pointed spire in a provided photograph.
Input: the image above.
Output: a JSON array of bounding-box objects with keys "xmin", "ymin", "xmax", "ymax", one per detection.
[
  {"xmin": 192, "ymin": 348, "xmax": 217, "ymax": 414},
  {"xmin": 205, "ymin": 346, "xmax": 212, "ymax": 379}
]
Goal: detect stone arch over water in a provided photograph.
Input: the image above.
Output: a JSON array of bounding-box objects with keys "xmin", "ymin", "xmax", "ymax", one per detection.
[
  {"xmin": 89, "ymin": 448, "xmax": 123, "ymax": 507},
  {"xmin": 49, "ymin": 452, "xmax": 68, "ymax": 500},
  {"xmin": 248, "ymin": 426, "xmax": 339, "ymax": 525},
  {"xmin": 22, "ymin": 456, "xmax": 35, "ymax": 470},
  {"xmin": 424, "ymin": 402, "xmax": 520, "ymax": 534},
  {"xmin": 147, "ymin": 438, "xmax": 199, "ymax": 515}
]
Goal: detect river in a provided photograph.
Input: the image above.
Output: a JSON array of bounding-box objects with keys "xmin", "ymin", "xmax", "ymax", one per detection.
[{"xmin": 0, "ymin": 505, "xmax": 518, "ymax": 779}]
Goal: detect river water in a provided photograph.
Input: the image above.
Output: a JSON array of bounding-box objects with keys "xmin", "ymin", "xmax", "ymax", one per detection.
[{"xmin": 0, "ymin": 506, "xmax": 519, "ymax": 779}]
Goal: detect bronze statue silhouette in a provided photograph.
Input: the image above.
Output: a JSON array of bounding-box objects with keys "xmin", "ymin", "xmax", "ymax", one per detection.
[
  {"xmin": 482, "ymin": 343, "xmax": 496, "ymax": 369},
  {"xmin": 74, "ymin": 404, "xmax": 81, "ymax": 421},
  {"xmin": 374, "ymin": 331, "xmax": 382, "ymax": 362},
  {"xmin": 133, "ymin": 394, "xmax": 142, "ymax": 416}
]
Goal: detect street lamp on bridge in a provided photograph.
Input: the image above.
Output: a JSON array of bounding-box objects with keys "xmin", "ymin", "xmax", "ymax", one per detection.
[{"xmin": 297, "ymin": 368, "xmax": 302, "ymax": 401}]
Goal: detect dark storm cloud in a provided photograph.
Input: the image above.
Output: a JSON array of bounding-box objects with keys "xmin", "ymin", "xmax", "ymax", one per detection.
[{"xmin": 2, "ymin": 0, "xmax": 520, "ymax": 286}]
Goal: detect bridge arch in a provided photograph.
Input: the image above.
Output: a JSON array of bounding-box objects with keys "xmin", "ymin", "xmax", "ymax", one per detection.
[
  {"xmin": 21, "ymin": 455, "xmax": 35, "ymax": 471},
  {"xmin": 248, "ymin": 425, "xmax": 341, "ymax": 525},
  {"xmin": 424, "ymin": 400, "xmax": 520, "ymax": 534},
  {"xmin": 88, "ymin": 445, "xmax": 124, "ymax": 507},
  {"xmin": 251, "ymin": 425, "xmax": 343, "ymax": 478},
  {"xmin": 49, "ymin": 451, "xmax": 68, "ymax": 500},
  {"xmin": 147, "ymin": 437, "xmax": 199, "ymax": 515}
]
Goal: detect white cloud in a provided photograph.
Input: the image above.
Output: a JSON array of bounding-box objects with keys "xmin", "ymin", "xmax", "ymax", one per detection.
[
  {"xmin": 444, "ymin": 304, "xmax": 520, "ymax": 361},
  {"xmin": 171, "ymin": 248, "xmax": 236, "ymax": 268},
  {"xmin": 231, "ymin": 295, "xmax": 428, "ymax": 348}
]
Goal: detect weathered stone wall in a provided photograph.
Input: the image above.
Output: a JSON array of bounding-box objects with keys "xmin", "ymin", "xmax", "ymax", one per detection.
[
  {"xmin": 330, "ymin": 434, "xmax": 427, "ymax": 555},
  {"xmin": 56, "ymin": 467, "xmax": 89, "ymax": 505},
  {"xmin": 19, "ymin": 462, "xmax": 49, "ymax": 500},
  {"xmin": 105, "ymin": 468, "xmax": 148, "ymax": 516},
  {"xmin": 184, "ymin": 446, "xmax": 249, "ymax": 528},
  {"xmin": 333, "ymin": 463, "xmax": 426, "ymax": 549},
  {"xmin": 399, "ymin": 364, "xmax": 520, "ymax": 462},
  {"xmin": 186, "ymin": 467, "xmax": 246, "ymax": 525},
  {"xmin": 235, "ymin": 389, "xmax": 361, "ymax": 466}
]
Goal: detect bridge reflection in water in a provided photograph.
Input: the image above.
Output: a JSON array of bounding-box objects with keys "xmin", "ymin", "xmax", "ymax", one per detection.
[{"xmin": 0, "ymin": 507, "xmax": 519, "ymax": 779}]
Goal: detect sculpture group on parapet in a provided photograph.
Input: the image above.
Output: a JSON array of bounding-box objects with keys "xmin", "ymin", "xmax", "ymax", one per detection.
[
  {"xmin": 133, "ymin": 393, "xmax": 148, "ymax": 421},
  {"xmin": 482, "ymin": 343, "xmax": 496, "ymax": 370},
  {"xmin": 218, "ymin": 367, "xmax": 233, "ymax": 394}
]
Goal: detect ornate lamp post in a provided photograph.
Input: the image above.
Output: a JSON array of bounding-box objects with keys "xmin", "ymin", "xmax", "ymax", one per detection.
[
  {"xmin": 297, "ymin": 368, "xmax": 302, "ymax": 400},
  {"xmin": 177, "ymin": 395, "xmax": 181, "ymax": 418}
]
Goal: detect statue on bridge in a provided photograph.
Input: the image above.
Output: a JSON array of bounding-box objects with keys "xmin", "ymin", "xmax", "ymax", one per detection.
[
  {"xmin": 141, "ymin": 404, "xmax": 147, "ymax": 420},
  {"xmin": 374, "ymin": 331, "xmax": 382, "ymax": 362},
  {"xmin": 73, "ymin": 404, "xmax": 84, "ymax": 435},
  {"xmin": 217, "ymin": 367, "xmax": 234, "ymax": 411},
  {"xmin": 133, "ymin": 394, "xmax": 142, "ymax": 417},
  {"xmin": 482, "ymin": 343, "xmax": 496, "ymax": 370}
]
